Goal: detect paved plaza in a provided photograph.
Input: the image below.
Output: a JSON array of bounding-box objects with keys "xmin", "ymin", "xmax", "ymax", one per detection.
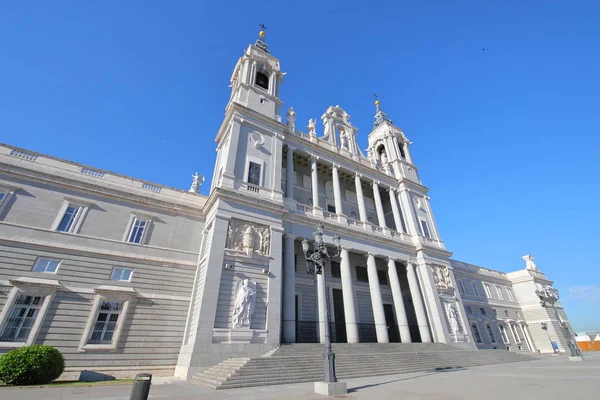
[{"xmin": 2, "ymin": 353, "xmax": 598, "ymax": 400}]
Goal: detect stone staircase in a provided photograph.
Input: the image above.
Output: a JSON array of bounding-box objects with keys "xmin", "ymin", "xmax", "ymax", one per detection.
[{"xmin": 192, "ymin": 343, "xmax": 537, "ymax": 389}]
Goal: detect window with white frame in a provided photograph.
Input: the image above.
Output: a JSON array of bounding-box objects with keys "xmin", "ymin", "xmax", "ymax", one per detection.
[
  {"xmin": 87, "ymin": 301, "xmax": 123, "ymax": 345},
  {"xmin": 110, "ymin": 267, "xmax": 132, "ymax": 282},
  {"xmin": 484, "ymin": 283, "xmax": 492, "ymax": 299},
  {"xmin": 32, "ymin": 258, "xmax": 61, "ymax": 273},
  {"xmin": 472, "ymin": 282, "xmax": 479, "ymax": 296},
  {"xmin": 126, "ymin": 217, "xmax": 147, "ymax": 244},
  {"xmin": 507, "ymin": 288, "xmax": 515, "ymax": 301},
  {"xmin": 471, "ymin": 322, "xmax": 482, "ymax": 343},
  {"xmin": 499, "ymin": 324, "xmax": 509, "ymax": 343},
  {"xmin": 457, "ymin": 280, "xmax": 465, "ymax": 294},
  {"xmin": 0, "ymin": 294, "xmax": 43, "ymax": 342},
  {"xmin": 0, "ymin": 186, "xmax": 18, "ymax": 216},
  {"xmin": 420, "ymin": 220, "xmax": 431, "ymax": 238},
  {"xmin": 495, "ymin": 285, "xmax": 504, "ymax": 300},
  {"xmin": 56, "ymin": 205, "xmax": 83, "ymax": 233},
  {"xmin": 247, "ymin": 161, "xmax": 261, "ymax": 186},
  {"xmin": 486, "ymin": 323, "xmax": 496, "ymax": 343}
]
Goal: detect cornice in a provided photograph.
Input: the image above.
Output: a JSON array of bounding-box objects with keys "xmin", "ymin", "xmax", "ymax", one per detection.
[
  {"xmin": 216, "ymin": 102, "xmax": 287, "ymax": 143},
  {"xmin": 0, "ymin": 161, "xmax": 206, "ymax": 218},
  {"xmin": 204, "ymin": 187, "xmax": 287, "ymax": 217}
]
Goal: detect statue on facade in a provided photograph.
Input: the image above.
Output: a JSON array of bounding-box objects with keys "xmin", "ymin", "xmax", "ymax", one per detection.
[
  {"xmin": 339, "ymin": 128, "xmax": 349, "ymax": 150},
  {"xmin": 446, "ymin": 303, "xmax": 460, "ymax": 334},
  {"xmin": 308, "ymin": 118, "xmax": 317, "ymax": 137},
  {"xmin": 232, "ymin": 278, "xmax": 256, "ymax": 328},
  {"xmin": 242, "ymin": 225, "xmax": 254, "ymax": 256},
  {"xmin": 286, "ymin": 107, "xmax": 296, "ymax": 133},
  {"xmin": 189, "ymin": 172, "xmax": 204, "ymax": 193},
  {"xmin": 523, "ymin": 255, "xmax": 538, "ymax": 271},
  {"xmin": 258, "ymin": 228, "xmax": 270, "ymax": 256}
]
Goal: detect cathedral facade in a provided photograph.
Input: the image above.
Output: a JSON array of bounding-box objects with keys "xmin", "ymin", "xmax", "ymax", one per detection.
[{"xmin": 0, "ymin": 32, "xmax": 575, "ymax": 380}]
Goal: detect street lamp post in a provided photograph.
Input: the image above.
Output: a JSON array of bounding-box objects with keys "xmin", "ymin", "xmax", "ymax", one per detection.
[
  {"xmin": 541, "ymin": 322, "xmax": 558, "ymax": 354},
  {"xmin": 302, "ymin": 224, "xmax": 341, "ymax": 384},
  {"xmin": 535, "ymin": 286, "xmax": 583, "ymax": 359}
]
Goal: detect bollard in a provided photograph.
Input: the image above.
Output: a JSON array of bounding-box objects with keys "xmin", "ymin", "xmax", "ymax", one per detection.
[{"xmin": 129, "ymin": 373, "xmax": 152, "ymax": 400}]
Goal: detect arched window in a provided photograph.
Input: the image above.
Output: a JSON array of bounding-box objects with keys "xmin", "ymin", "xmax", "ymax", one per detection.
[
  {"xmin": 398, "ymin": 140, "xmax": 406, "ymax": 159},
  {"xmin": 255, "ymin": 71, "xmax": 269, "ymax": 90},
  {"xmin": 377, "ymin": 144, "xmax": 387, "ymax": 163}
]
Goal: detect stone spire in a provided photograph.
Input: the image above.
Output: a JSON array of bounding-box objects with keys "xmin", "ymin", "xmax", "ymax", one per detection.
[
  {"xmin": 255, "ymin": 24, "xmax": 269, "ymax": 52},
  {"xmin": 373, "ymin": 95, "xmax": 392, "ymax": 127}
]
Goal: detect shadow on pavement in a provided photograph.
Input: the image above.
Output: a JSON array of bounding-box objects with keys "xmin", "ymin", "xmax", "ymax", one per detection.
[{"xmin": 348, "ymin": 368, "xmax": 466, "ymax": 393}]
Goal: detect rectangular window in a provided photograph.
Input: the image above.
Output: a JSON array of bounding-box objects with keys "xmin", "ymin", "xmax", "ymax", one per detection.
[
  {"xmin": 0, "ymin": 192, "xmax": 5, "ymax": 204},
  {"xmin": 356, "ymin": 266, "xmax": 369, "ymax": 283},
  {"xmin": 377, "ymin": 269, "xmax": 388, "ymax": 285},
  {"xmin": 88, "ymin": 301, "xmax": 124, "ymax": 345},
  {"xmin": 247, "ymin": 162, "xmax": 261, "ymax": 186},
  {"xmin": 457, "ymin": 280, "xmax": 465, "ymax": 294},
  {"xmin": 472, "ymin": 282, "xmax": 479, "ymax": 296},
  {"xmin": 32, "ymin": 258, "xmax": 61, "ymax": 273},
  {"xmin": 495, "ymin": 285, "xmax": 504, "ymax": 300},
  {"xmin": 466, "ymin": 306, "xmax": 472, "ymax": 314},
  {"xmin": 480, "ymin": 307, "xmax": 487, "ymax": 315},
  {"xmin": 484, "ymin": 284, "xmax": 492, "ymax": 299},
  {"xmin": 499, "ymin": 325, "xmax": 509, "ymax": 343},
  {"xmin": 504, "ymin": 310, "xmax": 509, "ymax": 317},
  {"xmin": 57, "ymin": 205, "xmax": 82, "ymax": 233},
  {"xmin": 507, "ymin": 288, "xmax": 515, "ymax": 302},
  {"xmin": 0, "ymin": 294, "xmax": 43, "ymax": 342},
  {"xmin": 493, "ymin": 309, "xmax": 498, "ymax": 316},
  {"xmin": 420, "ymin": 220, "xmax": 431, "ymax": 238},
  {"xmin": 331, "ymin": 261, "xmax": 341, "ymax": 279},
  {"xmin": 327, "ymin": 204, "xmax": 336, "ymax": 213},
  {"xmin": 486, "ymin": 324, "xmax": 496, "ymax": 343},
  {"xmin": 110, "ymin": 267, "xmax": 133, "ymax": 282},
  {"xmin": 127, "ymin": 218, "xmax": 147, "ymax": 244},
  {"xmin": 471, "ymin": 323, "xmax": 482, "ymax": 343}
]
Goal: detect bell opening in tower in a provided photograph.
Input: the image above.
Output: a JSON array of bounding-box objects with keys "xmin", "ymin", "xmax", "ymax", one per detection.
[{"xmin": 255, "ymin": 71, "xmax": 269, "ymax": 90}]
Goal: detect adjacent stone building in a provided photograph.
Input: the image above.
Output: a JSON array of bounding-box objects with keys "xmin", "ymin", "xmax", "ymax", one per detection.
[{"xmin": 0, "ymin": 30, "xmax": 577, "ymax": 380}]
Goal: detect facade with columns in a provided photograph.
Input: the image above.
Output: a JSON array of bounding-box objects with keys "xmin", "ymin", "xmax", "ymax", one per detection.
[{"xmin": 0, "ymin": 32, "xmax": 576, "ymax": 380}]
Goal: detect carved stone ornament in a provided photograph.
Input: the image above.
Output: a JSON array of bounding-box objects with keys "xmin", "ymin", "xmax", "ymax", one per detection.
[
  {"xmin": 227, "ymin": 219, "xmax": 271, "ymax": 256},
  {"xmin": 250, "ymin": 131, "xmax": 265, "ymax": 149},
  {"xmin": 522, "ymin": 254, "xmax": 539, "ymax": 271},
  {"xmin": 445, "ymin": 302, "xmax": 462, "ymax": 335},
  {"xmin": 432, "ymin": 264, "xmax": 452, "ymax": 291},
  {"xmin": 232, "ymin": 278, "xmax": 256, "ymax": 328}
]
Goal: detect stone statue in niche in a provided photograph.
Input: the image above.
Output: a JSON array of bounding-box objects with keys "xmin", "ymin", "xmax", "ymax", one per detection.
[
  {"xmin": 226, "ymin": 219, "xmax": 271, "ymax": 256},
  {"xmin": 339, "ymin": 128, "xmax": 349, "ymax": 150},
  {"xmin": 308, "ymin": 118, "xmax": 317, "ymax": 137},
  {"xmin": 432, "ymin": 264, "xmax": 452, "ymax": 290},
  {"xmin": 189, "ymin": 172, "xmax": 204, "ymax": 193},
  {"xmin": 286, "ymin": 107, "xmax": 296, "ymax": 133},
  {"xmin": 446, "ymin": 302, "xmax": 460, "ymax": 334},
  {"xmin": 522, "ymin": 255, "xmax": 538, "ymax": 271},
  {"xmin": 232, "ymin": 278, "xmax": 256, "ymax": 328}
]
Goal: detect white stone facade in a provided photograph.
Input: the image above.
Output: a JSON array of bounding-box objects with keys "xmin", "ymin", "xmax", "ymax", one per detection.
[{"xmin": 0, "ymin": 34, "xmax": 576, "ymax": 380}]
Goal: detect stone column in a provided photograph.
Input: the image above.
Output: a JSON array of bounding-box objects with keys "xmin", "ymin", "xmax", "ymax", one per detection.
[
  {"xmin": 340, "ymin": 247, "xmax": 359, "ymax": 343},
  {"xmin": 366, "ymin": 253, "xmax": 389, "ymax": 343},
  {"xmin": 317, "ymin": 273, "xmax": 327, "ymax": 344},
  {"xmin": 387, "ymin": 258, "xmax": 411, "ymax": 343},
  {"xmin": 372, "ymin": 182, "xmax": 387, "ymax": 228},
  {"xmin": 332, "ymin": 164, "xmax": 343, "ymax": 214},
  {"xmin": 282, "ymin": 235, "xmax": 296, "ymax": 343},
  {"xmin": 388, "ymin": 188, "xmax": 404, "ymax": 233},
  {"xmin": 311, "ymin": 156, "xmax": 319, "ymax": 209},
  {"xmin": 521, "ymin": 324, "xmax": 537, "ymax": 352},
  {"xmin": 286, "ymin": 147, "xmax": 295, "ymax": 198},
  {"xmin": 397, "ymin": 189, "xmax": 418, "ymax": 235},
  {"xmin": 354, "ymin": 174, "xmax": 367, "ymax": 222},
  {"xmin": 406, "ymin": 262, "xmax": 432, "ymax": 342}
]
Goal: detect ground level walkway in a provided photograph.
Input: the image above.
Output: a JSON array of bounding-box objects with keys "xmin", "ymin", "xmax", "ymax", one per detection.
[{"xmin": 2, "ymin": 352, "xmax": 598, "ymax": 399}]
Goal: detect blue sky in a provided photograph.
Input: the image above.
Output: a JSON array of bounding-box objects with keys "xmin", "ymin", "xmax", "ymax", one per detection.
[{"xmin": 1, "ymin": 2, "xmax": 598, "ymax": 331}]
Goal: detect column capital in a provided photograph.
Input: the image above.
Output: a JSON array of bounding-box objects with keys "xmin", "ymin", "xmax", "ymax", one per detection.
[
  {"xmin": 373, "ymin": 180, "xmax": 380, "ymax": 186},
  {"xmin": 387, "ymin": 256, "xmax": 399, "ymax": 264},
  {"xmin": 310, "ymin": 155, "xmax": 319, "ymax": 161},
  {"xmin": 355, "ymin": 172, "xmax": 363, "ymax": 179},
  {"xmin": 365, "ymin": 252, "xmax": 377, "ymax": 259},
  {"xmin": 332, "ymin": 163, "xmax": 341, "ymax": 170},
  {"xmin": 340, "ymin": 246, "xmax": 351, "ymax": 252},
  {"xmin": 286, "ymin": 144, "xmax": 296, "ymax": 151},
  {"xmin": 283, "ymin": 234, "xmax": 297, "ymax": 240}
]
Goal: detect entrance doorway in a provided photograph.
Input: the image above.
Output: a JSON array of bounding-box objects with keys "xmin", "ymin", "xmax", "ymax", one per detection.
[
  {"xmin": 384, "ymin": 304, "xmax": 401, "ymax": 342},
  {"xmin": 332, "ymin": 289, "xmax": 347, "ymax": 343}
]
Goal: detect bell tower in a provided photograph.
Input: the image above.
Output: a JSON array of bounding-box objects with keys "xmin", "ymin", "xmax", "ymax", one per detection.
[
  {"xmin": 226, "ymin": 26, "xmax": 284, "ymax": 121},
  {"xmin": 367, "ymin": 99, "xmax": 418, "ymax": 183}
]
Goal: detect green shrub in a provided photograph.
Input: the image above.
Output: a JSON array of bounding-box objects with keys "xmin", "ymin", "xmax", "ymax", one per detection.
[{"xmin": 0, "ymin": 345, "xmax": 65, "ymax": 385}]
